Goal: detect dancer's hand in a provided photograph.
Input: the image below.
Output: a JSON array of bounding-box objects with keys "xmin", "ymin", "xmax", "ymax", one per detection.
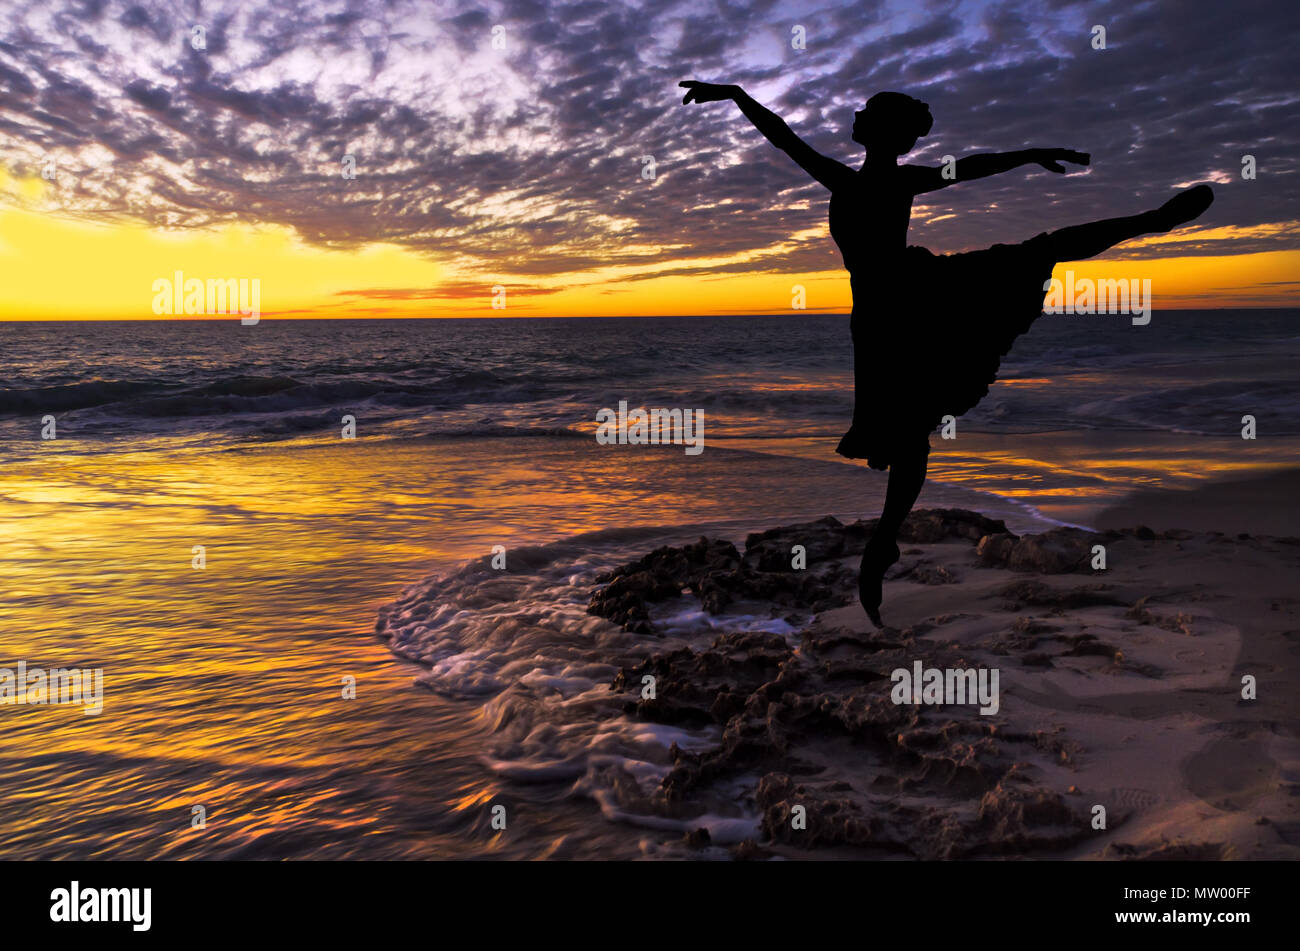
[
  {"xmin": 679, "ymin": 80, "xmax": 740, "ymax": 104},
  {"xmin": 1033, "ymin": 148, "xmax": 1090, "ymax": 173}
]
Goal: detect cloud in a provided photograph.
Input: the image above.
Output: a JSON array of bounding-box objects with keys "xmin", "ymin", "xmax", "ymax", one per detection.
[
  {"xmin": 335, "ymin": 281, "xmax": 567, "ymax": 299},
  {"xmin": 0, "ymin": 0, "xmax": 1295, "ymax": 284}
]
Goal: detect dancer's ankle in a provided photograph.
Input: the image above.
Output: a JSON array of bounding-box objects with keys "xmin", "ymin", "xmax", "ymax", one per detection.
[
  {"xmin": 864, "ymin": 533, "xmax": 900, "ymax": 566},
  {"xmin": 1140, "ymin": 207, "xmax": 1169, "ymax": 233}
]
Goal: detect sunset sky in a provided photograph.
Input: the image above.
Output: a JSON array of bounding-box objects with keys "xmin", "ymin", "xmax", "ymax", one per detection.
[{"xmin": 0, "ymin": 0, "xmax": 1296, "ymax": 319}]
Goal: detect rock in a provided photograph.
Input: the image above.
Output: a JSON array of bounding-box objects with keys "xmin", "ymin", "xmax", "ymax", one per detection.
[
  {"xmin": 899, "ymin": 508, "xmax": 1009, "ymax": 543},
  {"xmin": 589, "ymin": 533, "xmax": 851, "ymax": 633},
  {"xmin": 906, "ymin": 562, "xmax": 958, "ymax": 585},
  {"xmin": 977, "ymin": 527, "xmax": 1099, "ymax": 573},
  {"xmin": 975, "ymin": 532, "xmax": 1017, "ymax": 566},
  {"xmin": 684, "ymin": 827, "xmax": 711, "ymax": 849},
  {"xmin": 744, "ymin": 515, "xmax": 866, "ymax": 569},
  {"xmin": 589, "ymin": 509, "xmax": 1027, "ymax": 634},
  {"xmin": 993, "ymin": 579, "xmax": 1127, "ymax": 609},
  {"xmin": 974, "ymin": 782, "xmax": 1086, "ymax": 854},
  {"xmin": 732, "ymin": 838, "xmax": 771, "ymax": 861}
]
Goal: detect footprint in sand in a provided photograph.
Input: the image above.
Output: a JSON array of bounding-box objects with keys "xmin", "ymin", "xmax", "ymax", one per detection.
[
  {"xmin": 1108, "ymin": 786, "xmax": 1161, "ymax": 811},
  {"xmin": 1181, "ymin": 734, "xmax": 1279, "ymax": 811}
]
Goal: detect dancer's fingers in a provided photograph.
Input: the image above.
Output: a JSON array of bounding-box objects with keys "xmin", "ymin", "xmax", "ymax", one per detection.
[{"xmin": 1050, "ymin": 149, "xmax": 1089, "ymax": 167}]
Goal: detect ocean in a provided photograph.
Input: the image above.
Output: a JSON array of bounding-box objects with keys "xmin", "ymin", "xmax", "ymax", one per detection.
[
  {"xmin": 7, "ymin": 311, "xmax": 1300, "ymax": 451},
  {"xmin": 0, "ymin": 311, "xmax": 1295, "ymax": 858}
]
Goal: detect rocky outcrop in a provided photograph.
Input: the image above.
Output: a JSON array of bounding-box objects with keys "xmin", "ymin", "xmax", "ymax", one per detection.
[
  {"xmin": 975, "ymin": 526, "xmax": 1103, "ymax": 573},
  {"xmin": 588, "ymin": 509, "xmax": 1014, "ymax": 635},
  {"xmin": 581, "ymin": 509, "xmax": 1247, "ymax": 859},
  {"xmin": 606, "ymin": 608, "xmax": 1092, "ymax": 859}
]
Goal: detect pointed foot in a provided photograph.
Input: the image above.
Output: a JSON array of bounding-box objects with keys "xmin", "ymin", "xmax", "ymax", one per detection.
[
  {"xmin": 858, "ymin": 569, "xmax": 882, "ymax": 626},
  {"xmin": 858, "ymin": 537, "xmax": 900, "ymax": 631},
  {"xmin": 1152, "ymin": 184, "xmax": 1214, "ymax": 232}
]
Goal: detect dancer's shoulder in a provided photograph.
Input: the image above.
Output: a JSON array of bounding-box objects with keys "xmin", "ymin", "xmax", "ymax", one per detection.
[{"xmin": 899, "ymin": 162, "xmax": 950, "ymax": 194}]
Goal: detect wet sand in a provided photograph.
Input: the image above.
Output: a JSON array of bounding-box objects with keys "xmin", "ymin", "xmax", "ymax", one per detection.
[{"xmin": 1095, "ymin": 467, "xmax": 1300, "ymax": 536}]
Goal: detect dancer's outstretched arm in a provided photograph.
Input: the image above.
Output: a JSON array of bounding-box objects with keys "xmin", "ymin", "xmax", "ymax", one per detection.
[
  {"xmin": 907, "ymin": 148, "xmax": 1089, "ymax": 193},
  {"xmin": 680, "ymin": 80, "xmax": 855, "ymax": 191}
]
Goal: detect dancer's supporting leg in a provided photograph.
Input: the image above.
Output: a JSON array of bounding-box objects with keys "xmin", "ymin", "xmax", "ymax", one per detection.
[
  {"xmin": 860, "ymin": 438, "xmax": 929, "ymax": 626},
  {"xmin": 1046, "ymin": 184, "xmax": 1213, "ymax": 261}
]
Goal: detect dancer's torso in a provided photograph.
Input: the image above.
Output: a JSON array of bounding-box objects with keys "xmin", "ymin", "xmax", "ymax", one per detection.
[{"xmin": 829, "ymin": 165, "xmax": 916, "ymax": 298}]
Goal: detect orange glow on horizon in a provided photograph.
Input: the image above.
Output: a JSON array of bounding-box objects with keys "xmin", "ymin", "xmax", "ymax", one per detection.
[{"xmin": 2, "ymin": 170, "xmax": 1296, "ymax": 319}]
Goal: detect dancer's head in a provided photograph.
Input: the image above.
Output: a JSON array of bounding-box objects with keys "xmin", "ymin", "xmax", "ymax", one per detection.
[{"xmin": 852, "ymin": 92, "xmax": 932, "ymax": 155}]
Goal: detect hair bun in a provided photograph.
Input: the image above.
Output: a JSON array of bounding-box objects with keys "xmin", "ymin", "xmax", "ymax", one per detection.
[{"xmin": 866, "ymin": 91, "xmax": 933, "ymax": 139}]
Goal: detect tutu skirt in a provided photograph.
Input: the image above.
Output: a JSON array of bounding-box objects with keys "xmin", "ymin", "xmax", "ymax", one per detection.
[{"xmin": 836, "ymin": 232, "xmax": 1057, "ymax": 469}]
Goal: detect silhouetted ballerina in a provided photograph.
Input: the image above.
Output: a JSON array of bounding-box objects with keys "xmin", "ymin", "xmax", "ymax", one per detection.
[{"xmin": 680, "ymin": 81, "xmax": 1214, "ymax": 626}]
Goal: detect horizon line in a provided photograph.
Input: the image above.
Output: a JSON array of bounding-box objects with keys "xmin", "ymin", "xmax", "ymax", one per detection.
[{"xmin": 3, "ymin": 305, "xmax": 1298, "ymax": 323}]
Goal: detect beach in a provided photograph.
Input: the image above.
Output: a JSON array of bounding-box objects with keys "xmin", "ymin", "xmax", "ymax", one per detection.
[
  {"xmin": 0, "ymin": 313, "xmax": 1296, "ymax": 859},
  {"xmin": 564, "ymin": 505, "xmax": 1300, "ymax": 858},
  {"xmin": 0, "ymin": 433, "xmax": 1034, "ymax": 858}
]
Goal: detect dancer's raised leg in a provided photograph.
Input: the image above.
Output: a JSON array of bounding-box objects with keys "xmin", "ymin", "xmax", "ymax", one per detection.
[
  {"xmin": 860, "ymin": 439, "xmax": 929, "ymax": 627},
  {"xmin": 1046, "ymin": 184, "xmax": 1213, "ymax": 262}
]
